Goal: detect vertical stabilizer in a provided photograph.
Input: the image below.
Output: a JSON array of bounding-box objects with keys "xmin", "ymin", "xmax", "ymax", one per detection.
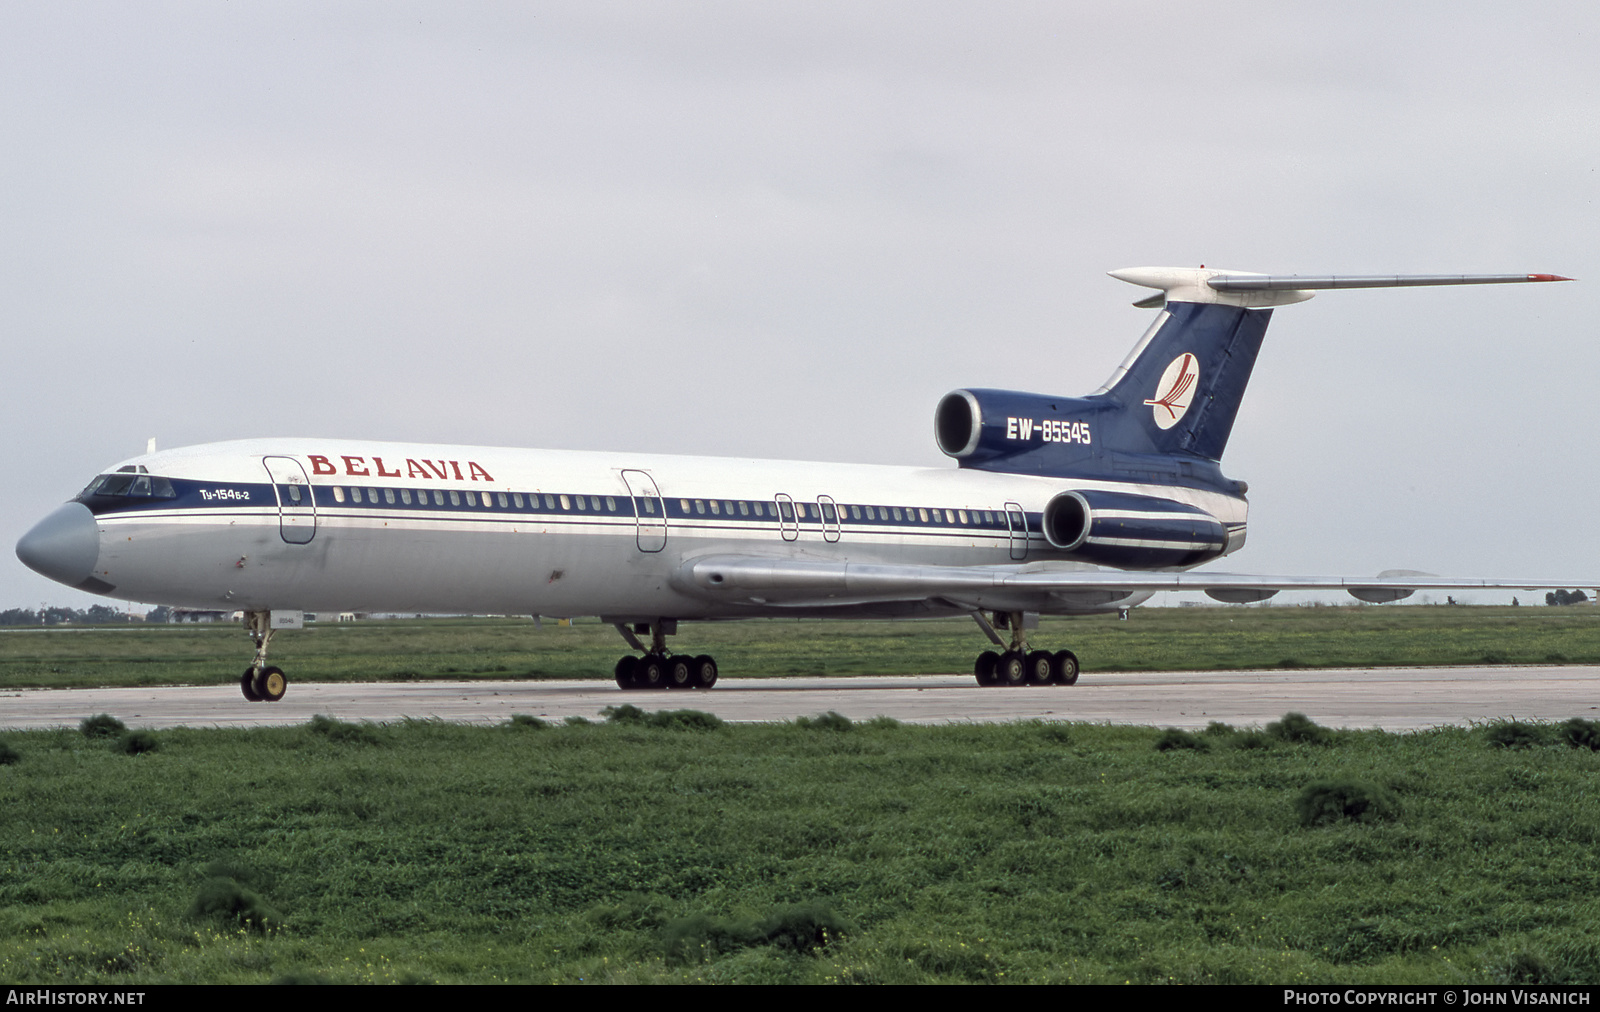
[
  {"xmin": 1098, "ymin": 301, "xmax": 1272, "ymax": 461},
  {"xmin": 1094, "ymin": 266, "xmax": 1571, "ymax": 463}
]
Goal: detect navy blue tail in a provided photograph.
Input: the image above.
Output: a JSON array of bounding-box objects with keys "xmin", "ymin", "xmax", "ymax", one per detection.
[
  {"xmin": 1096, "ymin": 301, "xmax": 1272, "ymax": 461},
  {"xmin": 936, "ymin": 301, "xmax": 1274, "ymax": 488}
]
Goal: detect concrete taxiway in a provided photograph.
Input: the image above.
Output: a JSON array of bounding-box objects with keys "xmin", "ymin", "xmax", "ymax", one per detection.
[{"xmin": 2, "ymin": 665, "xmax": 1596, "ymax": 732}]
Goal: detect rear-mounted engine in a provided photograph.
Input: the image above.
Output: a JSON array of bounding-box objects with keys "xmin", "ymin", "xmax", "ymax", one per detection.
[
  {"xmin": 1041, "ymin": 489, "xmax": 1227, "ymax": 570},
  {"xmin": 935, "ymin": 389, "xmax": 1098, "ymax": 468}
]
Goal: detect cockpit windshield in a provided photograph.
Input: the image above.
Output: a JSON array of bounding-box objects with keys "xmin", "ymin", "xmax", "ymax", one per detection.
[{"xmin": 79, "ymin": 473, "xmax": 177, "ymax": 499}]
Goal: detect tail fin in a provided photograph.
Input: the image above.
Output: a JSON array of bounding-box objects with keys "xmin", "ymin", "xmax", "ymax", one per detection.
[
  {"xmin": 935, "ymin": 267, "xmax": 1567, "ymax": 482},
  {"xmin": 1092, "ymin": 267, "xmax": 1571, "ymax": 462}
]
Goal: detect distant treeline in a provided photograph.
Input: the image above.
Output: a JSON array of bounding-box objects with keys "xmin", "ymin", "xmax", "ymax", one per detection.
[{"xmin": 0, "ymin": 605, "xmax": 165, "ymax": 626}]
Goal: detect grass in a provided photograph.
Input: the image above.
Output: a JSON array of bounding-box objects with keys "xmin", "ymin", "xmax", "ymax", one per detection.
[
  {"xmin": 1, "ymin": 605, "xmax": 1598, "ymax": 691},
  {"xmin": 3, "ymin": 713, "xmax": 1600, "ymax": 983}
]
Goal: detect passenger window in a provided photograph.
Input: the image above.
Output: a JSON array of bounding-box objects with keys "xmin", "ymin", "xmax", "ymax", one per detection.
[
  {"xmin": 893, "ymin": 507, "xmax": 902, "ymax": 521},
  {"xmin": 560, "ymin": 494, "xmax": 571, "ymax": 510},
  {"xmin": 333, "ymin": 486, "xmax": 345, "ymax": 503},
  {"xmin": 958, "ymin": 510, "xmax": 968, "ymax": 524},
  {"xmin": 709, "ymin": 500, "xmax": 720, "ymax": 515},
  {"xmin": 739, "ymin": 501, "xmax": 749, "ymax": 516},
  {"xmin": 695, "ymin": 500, "xmax": 706, "ymax": 515},
  {"xmin": 850, "ymin": 505, "xmax": 860, "ymax": 520},
  {"xmin": 449, "ymin": 490, "xmax": 461, "ymax": 506},
  {"xmin": 384, "ymin": 488, "xmax": 396, "ymax": 504},
  {"xmin": 401, "ymin": 489, "xmax": 412, "ymax": 505},
  {"xmin": 433, "ymin": 490, "xmax": 444, "ymax": 505},
  {"xmin": 642, "ymin": 498, "xmax": 655, "ymax": 514},
  {"xmin": 350, "ymin": 487, "xmax": 363, "ymax": 504},
  {"xmin": 753, "ymin": 502, "xmax": 764, "ymax": 517},
  {"xmin": 544, "ymin": 494, "xmax": 555, "ymax": 509},
  {"xmin": 797, "ymin": 503, "xmax": 808, "ymax": 519},
  {"xmin": 576, "ymin": 496, "xmax": 587, "ymax": 511},
  {"xmin": 605, "ymin": 496, "xmax": 616, "ymax": 511},
  {"xmin": 497, "ymin": 492, "xmax": 507, "ymax": 508}
]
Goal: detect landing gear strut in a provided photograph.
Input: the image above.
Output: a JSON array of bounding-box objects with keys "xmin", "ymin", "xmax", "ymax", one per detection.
[
  {"xmin": 239, "ymin": 610, "xmax": 289, "ymax": 702},
  {"xmin": 612, "ymin": 621, "xmax": 718, "ymax": 690},
  {"xmin": 971, "ymin": 611, "xmax": 1079, "ymax": 688}
]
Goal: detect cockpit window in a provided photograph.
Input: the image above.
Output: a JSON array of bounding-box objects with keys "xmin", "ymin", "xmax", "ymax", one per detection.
[{"xmin": 81, "ymin": 473, "xmax": 177, "ymax": 499}]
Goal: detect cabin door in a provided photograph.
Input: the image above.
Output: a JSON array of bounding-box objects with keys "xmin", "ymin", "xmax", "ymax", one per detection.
[
  {"xmin": 620, "ymin": 469, "xmax": 667, "ymax": 552},
  {"xmin": 817, "ymin": 495, "xmax": 841, "ymax": 543},
  {"xmin": 1005, "ymin": 501, "xmax": 1028, "ymax": 560},
  {"xmin": 773, "ymin": 494, "xmax": 800, "ymax": 541},
  {"xmin": 262, "ymin": 456, "xmax": 316, "ymax": 545}
]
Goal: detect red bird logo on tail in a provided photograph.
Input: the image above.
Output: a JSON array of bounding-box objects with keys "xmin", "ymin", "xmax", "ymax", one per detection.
[{"xmin": 1145, "ymin": 353, "xmax": 1199, "ymax": 429}]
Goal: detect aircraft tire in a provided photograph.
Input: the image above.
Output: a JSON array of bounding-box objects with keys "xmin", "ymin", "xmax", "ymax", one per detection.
[
  {"xmin": 614, "ymin": 655, "xmax": 639, "ymax": 690},
  {"xmin": 1026, "ymin": 650, "xmax": 1055, "ymax": 685},
  {"xmin": 240, "ymin": 667, "xmax": 263, "ymax": 702},
  {"xmin": 637, "ymin": 654, "xmax": 667, "ymax": 690},
  {"xmin": 666, "ymin": 655, "xmax": 695, "ymax": 689},
  {"xmin": 691, "ymin": 654, "xmax": 718, "ymax": 689},
  {"xmin": 996, "ymin": 651, "xmax": 1027, "ymax": 687},
  {"xmin": 253, "ymin": 666, "xmax": 288, "ymax": 703},
  {"xmin": 974, "ymin": 651, "xmax": 999, "ymax": 686},
  {"xmin": 1053, "ymin": 650, "xmax": 1080, "ymax": 686}
]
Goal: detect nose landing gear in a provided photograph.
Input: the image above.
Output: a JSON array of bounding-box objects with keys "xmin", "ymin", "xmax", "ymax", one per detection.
[{"xmin": 239, "ymin": 611, "xmax": 289, "ymax": 702}]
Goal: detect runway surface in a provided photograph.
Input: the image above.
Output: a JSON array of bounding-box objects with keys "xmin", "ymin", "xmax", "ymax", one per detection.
[{"xmin": 3, "ymin": 665, "xmax": 1597, "ymax": 732}]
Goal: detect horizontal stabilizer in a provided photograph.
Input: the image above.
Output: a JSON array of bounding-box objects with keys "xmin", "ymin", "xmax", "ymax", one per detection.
[
  {"xmin": 1206, "ymin": 273, "xmax": 1573, "ymax": 291},
  {"xmin": 1110, "ymin": 266, "xmax": 1572, "ymax": 309}
]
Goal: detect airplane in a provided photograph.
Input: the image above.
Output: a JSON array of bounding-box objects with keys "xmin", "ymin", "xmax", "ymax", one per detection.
[{"xmin": 14, "ymin": 266, "xmax": 1580, "ymax": 703}]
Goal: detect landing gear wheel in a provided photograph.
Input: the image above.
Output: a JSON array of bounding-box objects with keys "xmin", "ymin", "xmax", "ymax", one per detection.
[
  {"xmin": 996, "ymin": 650, "xmax": 1027, "ymax": 687},
  {"xmin": 691, "ymin": 654, "xmax": 718, "ymax": 689},
  {"xmin": 240, "ymin": 667, "xmax": 263, "ymax": 702},
  {"xmin": 637, "ymin": 654, "xmax": 667, "ymax": 690},
  {"xmin": 666, "ymin": 654, "xmax": 695, "ymax": 689},
  {"xmin": 1053, "ymin": 650, "xmax": 1079, "ymax": 686},
  {"xmin": 1026, "ymin": 650, "xmax": 1055, "ymax": 685},
  {"xmin": 614, "ymin": 655, "xmax": 639, "ymax": 690},
  {"xmin": 974, "ymin": 651, "xmax": 999, "ymax": 687},
  {"xmin": 252, "ymin": 665, "xmax": 287, "ymax": 702}
]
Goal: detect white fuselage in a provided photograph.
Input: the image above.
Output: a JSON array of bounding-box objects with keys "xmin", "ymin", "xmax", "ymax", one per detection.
[{"xmin": 82, "ymin": 438, "xmax": 1248, "ymax": 619}]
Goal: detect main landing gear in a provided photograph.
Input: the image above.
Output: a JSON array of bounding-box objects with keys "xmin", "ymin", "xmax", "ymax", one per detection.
[
  {"xmin": 612, "ymin": 620, "xmax": 718, "ymax": 690},
  {"xmin": 238, "ymin": 610, "xmax": 289, "ymax": 702},
  {"xmin": 971, "ymin": 611, "xmax": 1079, "ymax": 688}
]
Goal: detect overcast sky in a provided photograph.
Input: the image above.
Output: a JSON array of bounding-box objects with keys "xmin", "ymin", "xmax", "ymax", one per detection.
[{"xmin": 3, "ymin": 1, "xmax": 1597, "ymax": 612}]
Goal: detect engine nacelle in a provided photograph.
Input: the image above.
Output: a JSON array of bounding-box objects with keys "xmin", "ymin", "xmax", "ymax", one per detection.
[
  {"xmin": 1041, "ymin": 489, "xmax": 1228, "ymax": 570},
  {"xmin": 935, "ymin": 389, "xmax": 1099, "ymax": 469}
]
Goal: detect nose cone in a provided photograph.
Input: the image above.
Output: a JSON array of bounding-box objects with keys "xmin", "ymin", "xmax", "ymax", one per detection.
[{"xmin": 17, "ymin": 502, "xmax": 102, "ymax": 590}]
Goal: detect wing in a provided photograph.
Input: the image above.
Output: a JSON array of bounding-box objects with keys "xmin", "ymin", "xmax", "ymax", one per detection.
[{"xmin": 672, "ymin": 555, "xmax": 1586, "ymax": 612}]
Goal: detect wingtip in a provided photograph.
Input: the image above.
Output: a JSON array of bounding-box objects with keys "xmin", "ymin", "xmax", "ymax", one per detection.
[{"xmin": 1529, "ymin": 274, "xmax": 1575, "ymax": 282}]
